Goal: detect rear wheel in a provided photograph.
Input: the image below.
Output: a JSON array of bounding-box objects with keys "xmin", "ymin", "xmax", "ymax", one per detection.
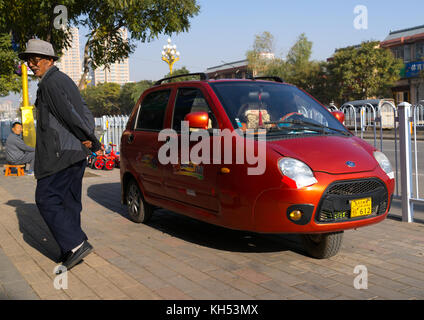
[
  {"xmin": 301, "ymin": 231, "xmax": 344, "ymax": 259},
  {"xmin": 126, "ymin": 179, "xmax": 153, "ymax": 223},
  {"xmin": 105, "ymin": 160, "xmax": 115, "ymax": 170}
]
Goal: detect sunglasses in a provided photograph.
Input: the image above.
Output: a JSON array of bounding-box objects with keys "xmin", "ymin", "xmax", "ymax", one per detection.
[{"xmin": 26, "ymin": 56, "xmax": 44, "ymax": 65}]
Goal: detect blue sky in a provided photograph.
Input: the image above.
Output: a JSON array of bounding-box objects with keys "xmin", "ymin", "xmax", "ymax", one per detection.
[
  {"xmin": 2, "ymin": 0, "xmax": 424, "ymax": 104},
  {"xmin": 126, "ymin": 0, "xmax": 424, "ymax": 81}
]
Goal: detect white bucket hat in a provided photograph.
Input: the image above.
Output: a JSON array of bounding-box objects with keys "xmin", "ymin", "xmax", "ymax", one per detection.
[{"xmin": 18, "ymin": 39, "xmax": 59, "ymax": 61}]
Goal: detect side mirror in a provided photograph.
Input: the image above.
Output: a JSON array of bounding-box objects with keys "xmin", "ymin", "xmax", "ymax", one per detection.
[
  {"xmin": 184, "ymin": 111, "xmax": 209, "ymax": 130},
  {"xmin": 331, "ymin": 111, "xmax": 345, "ymax": 124}
]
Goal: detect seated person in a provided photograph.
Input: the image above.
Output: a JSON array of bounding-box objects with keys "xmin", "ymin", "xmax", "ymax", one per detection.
[{"xmin": 5, "ymin": 122, "xmax": 35, "ymax": 175}]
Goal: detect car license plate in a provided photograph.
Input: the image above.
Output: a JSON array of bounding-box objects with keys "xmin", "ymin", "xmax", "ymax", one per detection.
[{"xmin": 350, "ymin": 198, "xmax": 372, "ymax": 218}]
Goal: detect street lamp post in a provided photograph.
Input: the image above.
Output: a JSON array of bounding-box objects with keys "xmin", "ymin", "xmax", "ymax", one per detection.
[{"xmin": 161, "ymin": 38, "xmax": 180, "ymax": 75}]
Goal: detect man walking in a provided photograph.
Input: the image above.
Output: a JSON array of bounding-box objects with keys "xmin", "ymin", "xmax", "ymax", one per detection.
[
  {"xmin": 19, "ymin": 39, "xmax": 102, "ymax": 272},
  {"xmin": 5, "ymin": 122, "xmax": 35, "ymax": 175}
]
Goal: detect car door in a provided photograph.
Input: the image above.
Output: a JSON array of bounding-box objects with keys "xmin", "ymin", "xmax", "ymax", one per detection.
[
  {"xmin": 125, "ymin": 89, "xmax": 172, "ymax": 198},
  {"xmin": 163, "ymin": 86, "xmax": 220, "ymax": 213}
]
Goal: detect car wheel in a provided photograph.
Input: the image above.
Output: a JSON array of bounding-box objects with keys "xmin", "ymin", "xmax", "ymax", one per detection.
[
  {"xmin": 301, "ymin": 231, "xmax": 344, "ymax": 259},
  {"xmin": 126, "ymin": 179, "xmax": 153, "ymax": 223}
]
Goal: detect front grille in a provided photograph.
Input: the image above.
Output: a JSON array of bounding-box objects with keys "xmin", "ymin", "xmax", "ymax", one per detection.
[
  {"xmin": 326, "ymin": 179, "xmax": 383, "ymax": 196},
  {"xmin": 316, "ymin": 178, "xmax": 389, "ymax": 223}
]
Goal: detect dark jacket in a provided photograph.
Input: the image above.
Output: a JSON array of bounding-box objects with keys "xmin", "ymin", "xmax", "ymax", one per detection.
[
  {"xmin": 5, "ymin": 133, "xmax": 35, "ymax": 163},
  {"xmin": 34, "ymin": 66, "xmax": 101, "ymax": 179}
]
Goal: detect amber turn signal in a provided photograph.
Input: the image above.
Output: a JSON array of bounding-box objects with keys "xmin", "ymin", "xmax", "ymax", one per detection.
[
  {"xmin": 289, "ymin": 210, "xmax": 303, "ymax": 221},
  {"xmin": 220, "ymin": 167, "xmax": 230, "ymax": 174}
]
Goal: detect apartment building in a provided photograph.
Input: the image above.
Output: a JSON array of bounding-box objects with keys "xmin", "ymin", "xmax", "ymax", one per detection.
[
  {"xmin": 93, "ymin": 28, "xmax": 130, "ymax": 86},
  {"xmin": 56, "ymin": 27, "xmax": 82, "ymax": 86}
]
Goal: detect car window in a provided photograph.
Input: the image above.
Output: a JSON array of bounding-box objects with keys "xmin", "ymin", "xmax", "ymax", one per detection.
[
  {"xmin": 135, "ymin": 90, "xmax": 171, "ymax": 131},
  {"xmin": 210, "ymin": 82, "xmax": 348, "ymax": 135},
  {"xmin": 172, "ymin": 88, "xmax": 218, "ymax": 132}
]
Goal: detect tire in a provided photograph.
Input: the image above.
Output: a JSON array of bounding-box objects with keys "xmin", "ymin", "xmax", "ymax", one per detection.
[
  {"xmin": 105, "ymin": 160, "xmax": 115, "ymax": 170},
  {"xmin": 301, "ymin": 231, "xmax": 344, "ymax": 259},
  {"xmin": 126, "ymin": 179, "xmax": 153, "ymax": 223},
  {"xmin": 94, "ymin": 159, "xmax": 104, "ymax": 170}
]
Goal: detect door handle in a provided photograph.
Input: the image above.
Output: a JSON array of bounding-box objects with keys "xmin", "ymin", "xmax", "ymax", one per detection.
[{"xmin": 128, "ymin": 133, "xmax": 135, "ymax": 144}]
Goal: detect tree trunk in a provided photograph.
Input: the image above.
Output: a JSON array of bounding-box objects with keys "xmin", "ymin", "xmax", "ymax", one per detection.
[{"xmin": 78, "ymin": 38, "xmax": 91, "ymax": 90}]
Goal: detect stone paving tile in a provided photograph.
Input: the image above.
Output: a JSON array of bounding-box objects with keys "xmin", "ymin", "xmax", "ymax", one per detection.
[
  {"xmin": 232, "ymin": 268, "xmax": 273, "ymax": 284},
  {"xmin": 292, "ymin": 282, "xmax": 340, "ymax": 300},
  {"xmin": 294, "ymin": 271, "xmax": 340, "ymax": 288},
  {"xmin": 287, "ymin": 292, "xmax": 320, "ymax": 300},
  {"xmin": 259, "ymin": 280, "xmax": 303, "ymax": 298},
  {"xmin": 326, "ymin": 283, "xmax": 378, "ymax": 300},
  {"xmin": 0, "ymin": 247, "xmax": 39, "ymax": 300},
  {"xmin": 400, "ymin": 286, "xmax": 424, "ymax": 299},
  {"xmin": 154, "ymin": 285, "xmax": 192, "ymax": 300},
  {"xmin": 1, "ymin": 168, "xmax": 424, "ymax": 300},
  {"xmin": 29, "ymin": 281, "xmax": 67, "ymax": 299},
  {"xmin": 365, "ymin": 284, "xmax": 416, "ymax": 300},
  {"xmin": 136, "ymin": 274, "xmax": 171, "ymax": 291},
  {"xmin": 165, "ymin": 275, "xmax": 205, "ymax": 295},
  {"xmin": 188, "ymin": 288, "xmax": 223, "ymax": 300}
]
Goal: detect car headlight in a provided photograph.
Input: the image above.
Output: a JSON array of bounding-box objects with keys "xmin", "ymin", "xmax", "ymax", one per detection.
[
  {"xmin": 373, "ymin": 151, "xmax": 394, "ymax": 179},
  {"xmin": 278, "ymin": 158, "xmax": 317, "ymax": 189}
]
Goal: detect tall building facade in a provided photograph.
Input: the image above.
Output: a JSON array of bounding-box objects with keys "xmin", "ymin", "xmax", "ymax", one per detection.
[
  {"xmin": 56, "ymin": 27, "xmax": 82, "ymax": 86},
  {"xmin": 93, "ymin": 28, "xmax": 130, "ymax": 86}
]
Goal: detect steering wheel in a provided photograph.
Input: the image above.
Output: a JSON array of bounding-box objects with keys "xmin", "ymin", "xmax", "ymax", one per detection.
[{"xmin": 280, "ymin": 112, "xmax": 304, "ymax": 122}]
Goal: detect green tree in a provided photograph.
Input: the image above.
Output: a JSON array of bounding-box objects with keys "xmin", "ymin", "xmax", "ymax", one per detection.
[
  {"xmin": 264, "ymin": 57, "xmax": 288, "ymax": 80},
  {"xmin": 81, "ymin": 82, "xmax": 121, "ymax": 116},
  {"xmin": 130, "ymin": 80, "xmax": 153, "ymax": 103},
  {"xmin": 285, "ymin": 33, "xmax": 317, "ymax": 90},
  {"xmin": 162, "ymin": 66, "xmax": 197, "ymax": 82},
  {"xmin": 0, "ymin": 33, "xmax": 21, "ymax": 96},
  {"xmin": 77, "ymin": 0, "xmax": 199, "ymax": 89},
  {"xmin": 246, "ymin": 31, "xmax": 275, "ymax": 76},
  {"xmin": 118, "ymin": 82, "xmax": 138, "ymax": 115},
  {"xmin": 0, "ymin": 0, "xmax": 200, "ymax": 90},
  {"xmin": 0, "ymin": 1, "xmax": 82, "ymax": 53},
  {"xmin": 327, "ymin": 41, "xmax": 403, "ymax": 104},
  {"xmin": 118, "ymin": 80, "xmax": 153, "ymax": 114}
]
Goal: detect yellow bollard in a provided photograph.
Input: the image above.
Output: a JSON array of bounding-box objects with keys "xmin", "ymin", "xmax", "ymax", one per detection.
[{"xmin": 20, "ymin": 64, "xmax": 36, "ymax": 148}]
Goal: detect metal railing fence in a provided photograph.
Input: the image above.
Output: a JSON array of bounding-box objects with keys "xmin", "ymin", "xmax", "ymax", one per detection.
[
  {"xmin": 337, "ymin": 102, "xmax": 423, "ymax": 222},
  {"xmin": 94, "ymin": 115, "xmax": 129, "ymax": 151}
]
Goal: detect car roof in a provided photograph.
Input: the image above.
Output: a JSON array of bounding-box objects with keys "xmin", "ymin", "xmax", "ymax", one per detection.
[{"xmin": 153, "ymin": 73, "xmax": 285, "ymax": 87}]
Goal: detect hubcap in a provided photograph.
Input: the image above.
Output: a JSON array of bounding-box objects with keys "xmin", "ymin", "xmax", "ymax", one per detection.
[{"xmin": 127, "ymin": 184, "xmax": 140, "ymax": 217}]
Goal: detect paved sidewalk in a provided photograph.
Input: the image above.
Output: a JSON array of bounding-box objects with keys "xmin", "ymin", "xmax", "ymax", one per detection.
[{"xmin": 0, "ymin": 167, "xmax": 423, "ymax": 300}]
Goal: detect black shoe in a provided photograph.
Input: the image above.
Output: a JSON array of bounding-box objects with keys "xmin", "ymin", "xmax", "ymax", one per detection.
[
  {"xmin": 58, "ymin": 241, "xmax": 93, "ymax": 273},
  {"xmin": 59, "ymin": 251, "xmax": 73, "ymax": 263}
]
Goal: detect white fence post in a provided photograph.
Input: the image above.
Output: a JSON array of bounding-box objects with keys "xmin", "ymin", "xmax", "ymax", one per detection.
[
  {"xmin": 95, "ymin": 114, "xmax": 128, "ymax": 151},
  {"xmin": 398, "ymin": 102, "xmax": 414, "ymax": 223}
]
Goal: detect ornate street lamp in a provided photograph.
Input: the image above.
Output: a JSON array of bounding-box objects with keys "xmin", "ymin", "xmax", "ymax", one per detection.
[{"xmin": 161, "ymin": 38, "xmax": 180, "ymax": 75}]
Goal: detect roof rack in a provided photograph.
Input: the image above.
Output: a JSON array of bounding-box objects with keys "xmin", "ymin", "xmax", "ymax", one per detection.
[
  {"xmin": 253, "ymin": 76, "xmax": 284, "ymax": 83},
  {"xmin": 154, "ymin": 72, "xmax": 209, "ymax": 85}
]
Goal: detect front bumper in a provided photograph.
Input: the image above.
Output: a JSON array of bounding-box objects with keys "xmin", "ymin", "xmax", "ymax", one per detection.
[{"xmin": 252, "ymin": 171, "xmax": 395, "ymax": 233}]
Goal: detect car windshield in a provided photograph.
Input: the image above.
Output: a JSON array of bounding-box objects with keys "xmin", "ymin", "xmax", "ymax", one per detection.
[{"xmin": 210, "ymin": 81, "xmax": 350, "ymax": 136}]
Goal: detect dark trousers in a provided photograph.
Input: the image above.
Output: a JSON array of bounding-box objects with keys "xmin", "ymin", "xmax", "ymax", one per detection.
[
  {"xmin": 10, "ymin": 151, "xmax": 35, "ymax": 171},
  {"xmin": 35, "ymin": 160, "xmax": 87, "ymax": 254}
]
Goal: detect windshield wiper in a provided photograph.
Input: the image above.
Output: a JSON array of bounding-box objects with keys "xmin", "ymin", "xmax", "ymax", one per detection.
[{"xmin": 265, "ymin": 119, "xmax": 351, "ymax": 136}]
